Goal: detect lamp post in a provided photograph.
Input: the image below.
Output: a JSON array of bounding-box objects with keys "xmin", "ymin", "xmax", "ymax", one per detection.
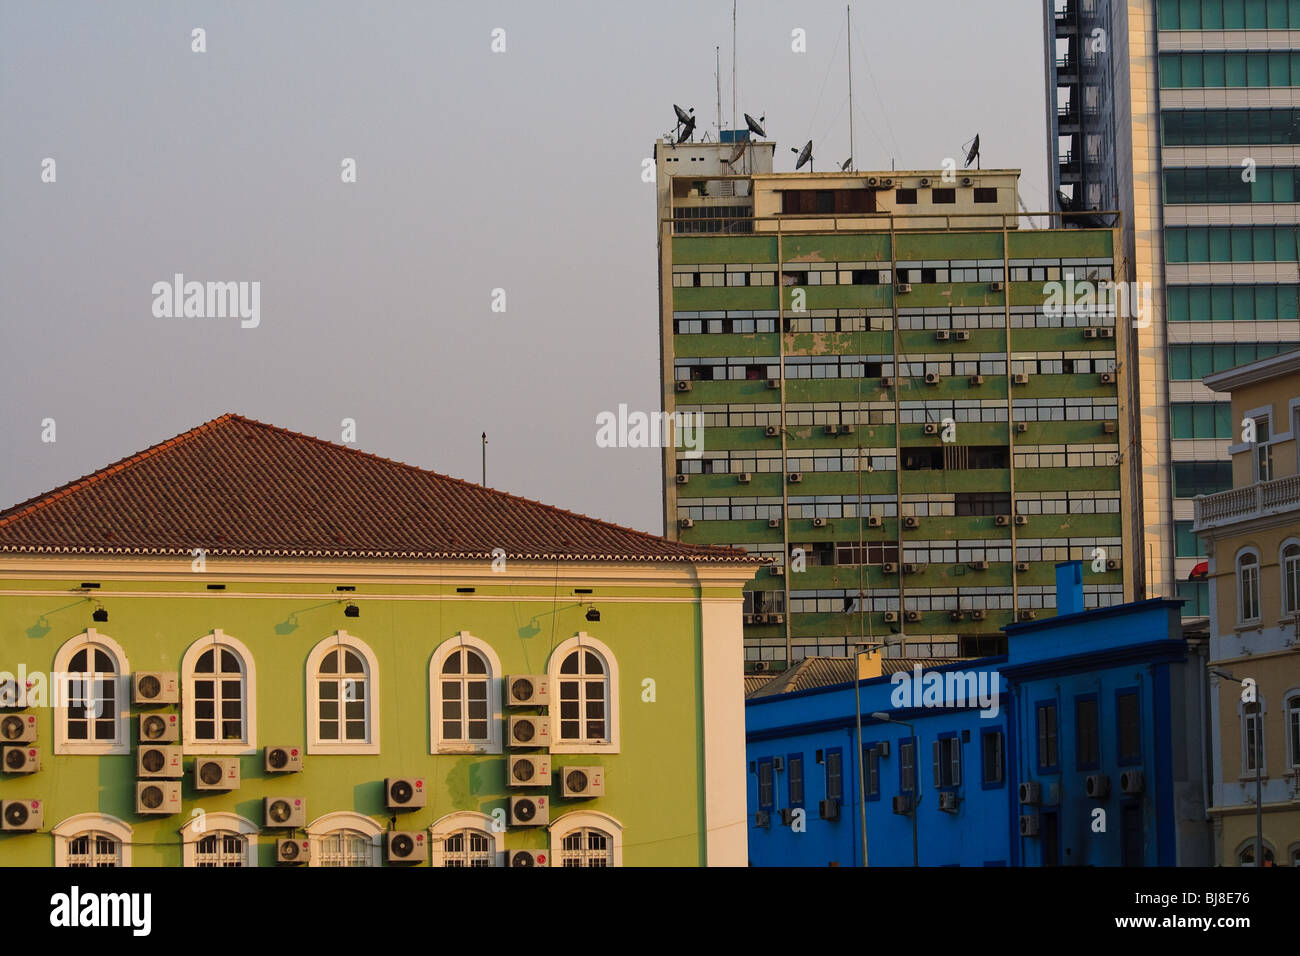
[
  {"xmin": 871, "ymin": 711, "xmax": 918, "ymax": 866},
  {"xmin": 851, "ymin": 641, "xmax": 883, "ymax": 868},
  {"xmin": 1212, "ymin": 669, "xmax": 1263, "ymax": 866}
]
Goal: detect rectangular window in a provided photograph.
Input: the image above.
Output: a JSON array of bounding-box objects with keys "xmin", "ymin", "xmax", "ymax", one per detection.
[
  {"xmin": 1173, "ymin": 461, "xmax": 1234, "ymax": 497},
  {"xmin": 1036, "ymin": 702, "xmax": 1059, "ymax": 771},
  {"xmin": 981, "ymin": 730, "xmax": 1005, "ymax": 787},
  {"xmin": 899, "ymin": 737, "xmax": 916, "ymax": 793},
  {"xmin": 931, "ymin": 188, "xmax": 956, "ymax": 204},
  {"xmin": 788, "ymin": 754, "xmax": 804, "ymax": 807},
  {"xmin": 1076, "ymin": 696, "xmax": 1100, "ymax": 770},
  {"xmin": 825, "ymin": 748, "xmax": 843, "ymax": 802},
  {"xmin": 1176, "ymin": 579, "xmax": 1210, "ymax": 616},
  {"xmin": 1254, "ymin": 416, "xmax": 1274, "ymax": 481},
  {"xmin": 895, "ymin": 188, "xmax": 918, "ymax": 204},
  {"xmin": 933, "ymin": 736, "xmax": 962, "ymax": 788},
  {"xmin": 757, "ymin": 758, "xmax": 774, "ymax": 811},
  {"xmin": 1244, "ymin": 707, "xmax": 1263, "ymax": 773},
  {"xmin": 1117, "ymin": 690, "xmax": 1142, "ymax": 766},
  {"xmin": 974, "ymin": 187, "xmax": 998, "ymax": 203},
  {"xmin": 863, "ymin": 745, "xmax": 880, "ymax": 798},
  {"xmin": 1174, "ymin": 520, "xmax": 1203, "ymax": 557}
]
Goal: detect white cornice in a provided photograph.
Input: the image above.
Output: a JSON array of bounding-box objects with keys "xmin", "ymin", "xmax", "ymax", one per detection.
[{"xmin": 1204, "ymin": 348, "xmax": 1300, "ymax": 392}]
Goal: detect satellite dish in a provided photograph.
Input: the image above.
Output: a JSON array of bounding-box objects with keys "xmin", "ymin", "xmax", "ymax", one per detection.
[
  {"xmin": 964, "ymin": 134, "xmax": 981, "ymax": 168},
  {"xmin": 673, "ymin": 104, "xmax": 694, "ymax": 125},
  {"xmin": 744, "ymin": 112, "xmax": 766, "ymax": 137},
  {"xmin": 673, "ymin": 104, "xmax": 696, "ymax": 143},
  {"xmin": 724, "ymin": 142, "xmax": 746, "ymax": 165},
  {"xmin": 840, "ymin": 157, "xmax": 853, "ymax": 171},
  {"xmin": 792, "ymin": 140, "xmax": 813, "ymax": 171}
]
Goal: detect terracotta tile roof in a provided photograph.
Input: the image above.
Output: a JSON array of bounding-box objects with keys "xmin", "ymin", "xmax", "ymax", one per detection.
[
  {"xmin": 0, "ymin": 414, "xmax": 757, "ymax": 564},
  {"xmin": 747, "ymin": 656, "xmax": 975, "ymax": 698}
]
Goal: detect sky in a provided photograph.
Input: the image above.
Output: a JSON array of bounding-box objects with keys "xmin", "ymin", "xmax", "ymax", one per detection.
[{"xmin": 0, "ymin": 0, "xmax": 1050, "ymax": 535}]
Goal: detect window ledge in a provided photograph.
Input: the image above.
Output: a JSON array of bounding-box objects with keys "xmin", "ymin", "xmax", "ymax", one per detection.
[
  {"xmin": 434, "ymin": 743, "xmax": 500, "ymax": 756},
  {"xmin": 54, "ymin": 742, "xmax": 130, "ymax": 757},
  {"xmin": 308, "ymin": 742, "xmax": 380, "ymax": 755},
  {"xmin": 182, "ymin": 742, "xmax": 256, "ymax": 756},
  {"xmin": 550, "ymin": 742, "xmax": 619, "ymax": 755},
  {"xmin": 1233, "ymin": 622, "xmax": 1263, "ymax": 633}
]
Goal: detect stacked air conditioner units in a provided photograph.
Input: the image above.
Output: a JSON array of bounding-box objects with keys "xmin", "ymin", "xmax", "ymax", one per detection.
[
  {"xmin": 1, "ymin": 707, "xmax": 42, "ymax": 831},
  {"xmin": 506, "ymin": 674, "xmax": 551, "ymax": 829},
  {"xmin": 134, "ymin": 671, "xmax": 182, "ymax": 815}
]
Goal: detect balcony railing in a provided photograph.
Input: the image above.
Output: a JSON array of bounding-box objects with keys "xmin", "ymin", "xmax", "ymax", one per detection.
[{"xmin": 1193, "ymin": 473, "xmax": 1300, "ymax": 532}]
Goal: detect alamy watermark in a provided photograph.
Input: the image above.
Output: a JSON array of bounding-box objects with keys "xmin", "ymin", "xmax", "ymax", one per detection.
[
  {"xmin": 889, "ymin": 664, "xmax": 1000, "ymax": 719},
  {"xmin": 596, "ymin": 404, "xmax": 703, "ymax": 457},
  {"xmin": 152, "ymin": 274, "xmax": 260, "ymax": 328}
]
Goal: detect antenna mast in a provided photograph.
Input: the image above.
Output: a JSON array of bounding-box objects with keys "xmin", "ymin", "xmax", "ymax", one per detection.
[
  {"xmin": 716, "ymin": 46, "xmax": 723, "ymax": 140},
  {"xmin": 731, "ymin": 0, "xmax": 737, "ymax": 135},
  {"xmin": 847, "ymin": 5, "xmax": 855, "ymax": 172}
]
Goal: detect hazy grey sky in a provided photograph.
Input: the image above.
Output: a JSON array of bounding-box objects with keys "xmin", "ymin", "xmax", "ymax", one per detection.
[{"xmin": 0, "ymin": 0, "xmax": 1048, "ymax": 534}]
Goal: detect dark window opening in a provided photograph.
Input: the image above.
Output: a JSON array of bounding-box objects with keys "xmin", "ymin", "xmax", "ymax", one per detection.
[
  {"xmin": 932, "ymin": 188, "xmax": 957, "ymax": 204},
  {"xmin": 959, "ymin": 634, "xmax": 1007, "ymax": 657},
  {"xmin": 955, "ymin": 492, "xmax": 1012, "ymax": 516},
  {"xmin": 974, "ymin": 188, "xmax": 998, "ymax": 203},
  {"xmin": 895, "ymin": 188, "xmax": 918, "ymax": 204}
]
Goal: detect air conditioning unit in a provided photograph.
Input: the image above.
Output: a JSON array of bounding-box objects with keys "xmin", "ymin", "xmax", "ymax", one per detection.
[
  {"xmin": 133, "ymin": 671, "xmax": 178, "ymax": 705},
  {"xmin": 0, "ymin": 714, "xmax": 36, "ymax": 743},
  {"xmin": 138, "ymin": 712, "xmax": 178, "ymax": 743},
  {"xmin": 506, "ymin": 675, "xmax": 549, "ymax": 707},
  {"xmin": 135, "ymin": 781, "xmax": 181, "ymax": 815},
  {"xmin": 506, "ymin": 850, "xmax": 547, "ymax": 867},
  {"xmin": 812, "ymin": 517, "xmax": 828, "ymax": 528},
  {"xmin": 867, "ymin": 515, "xmax": 882, "ymax": 527},
  {"xmin": 970, "ymin": 609, "xmax": 987, "ymax": 621},
  {"xmin": 990, "ymin": 281, "xmax": 1005, "ymax": 292},
  {"xmin": 1099, "ymin": 372, "xmax": 1116, "ymax": 385},
  {"xmin": 509, "ymin": 716, "xmax": 550, "ymax": 749},
  {"xmin": 675, "ymin": 474, "xmax": 689, "ymax": 485},
  {"xmin": 866, "ymin": 176, "xmax": 879, "ymax": 186},
  {"xmin": 1083, "ymin": 327, "xmax": 1098, "ymax": 339},
  {"xmin": 882, "ymin": 563, "xmax": 899, "ymax": 574},
  {"xmin": 788, "ymin": 472, "xmax": 803, "ymax": 483},
  {"xmin": 264, "ymin": 796, "xmax": 307, "ymax": 828},
  {"xmin": 385, "ymin": 777, "xmax": 427, "ymax": 811},
  {"xmin": 1015, "ymin": 422, "xmax": 1028, "ymax": 433},
  {"xmin": 995, "ymin": 515, "xmax": 1011, "ymax": 526},
  {"xmin": 755, "ymin": 810, "xmax": 771, "ymax": 828},
  {"xmin": 949, "ymin": 610, "xmax": 964, "ymax": 621},
  {"xmin": 839, "ymin": 424, "xmax": 855, "ymax": 436},
  {"xmin": 765, "ymin": 425, "xmax": 779, "ymax": 437},
  {"xmin": 766, "ymin": 379, "xmax": 781, "ymax": 390},
  {"xmin": 1086, "ymin": 774, "xmax": 1111, "ymax": 798},
  {"xmin": 561, "ymin": 766, "xmax": 605, "ymax": 798},
  {"xmin": 767, "ymin": 613, "xmax": 786, "ymax": 625},
  {"xmin": 1103, "ymin": 421, "xmax": 1117, "ymax": 434},
  {"xmin": 1014, "ymin": 515, "xmax": 1028, "ymax": 526},
  {"xmin": 935, "ymin": 330, "xmax": 950, "ymax": 341},
  {"xmin": 2, "ymin": 799, "xmax": 43, "ymax": 831},
  {"xmin": 1015, "ymin": 562, "xmax": 1030, "ymax": 572},
  {"xmin": 892, "ymin": 794, "xmax": 913, "ymax": 815},
  {"xmin": 895, "ymin": 282, "xmax": 913, "ymax": 294},
  {"xmin": 1120, "ymin": 770, "xmax": 1145, "ymax": 794},
  {"xmin": 770, "ymin": 565, "xmax": 785, "ymax": 577},
  {"xmin": 819, "ymin": 798, "xmax": 840, "ymax": 821},
  {"xmin": 924, "ymin": 372, "xmax": 941, "ymax": 385},
  {"xmin": 881, "ymin": 376, "xmax": 895, "ymax": 387},
  {"xmin": 969, "ymin": 375, "xmax": 984, "ymax": 385},
  {"xmin": 1019, "ymin": 781, "xmax": 1042, "ymax": 805},
  {"xmin": 923, "ymin": 422, "xmax": 940, "ymax": 435},
  {"xmin": 743, "ymin": 614, "xmax": 756, "ymax": 625},
  {"xmin": 509, "ymin": 754, "xmax": 552, "ymax": 788},
  {"xmin": 905, "ymin": 610, "xmax": 923, "ymax": 623},
  {"xmin": 883, "ymin": 611, "xmax": 900, "ymax": 623},
  {"xmin": 904, "ymin": 563, "xmax": 926, "ymax": 574},
  {"xmin": 920, "ymin": 177, "xmax": 931, "ymax": 186},
  {"xmin": 1019, "ymin": 610, "xmax": 1037, "ymax": 621},
  {"xmin": 1107, "ymin": 558, "xmax": 1121, "ymax": 571},
  {"xmin": 509, "ymin": 795, "xmax": 549, "ymax": 827},
  {"xmin": 971, "ymin": 560, "xmax": 989, "ymax": 571},
  {"xmin": 264, "ymin": 745, "xmax": 302, "ymax": 773},
  {"xmin": 939, "ymin": 791, "xmax": 960, "ymax": 812},
  {"xmin": 0, "ymin": 678, "xmax": 27, "ymax": 709},
  {"xmin": 3, "ymin": 746, "xmax": 38, "ymax": 774},
  {"xmin": 1020, "ymin": 814, "xmax": 1040, "ymax": 837},
  {"xmin": 679, "ymin": 517, "xmax": 695, "ymax": 529},
  {"xmin": 277, "ymin": 838, "xmax": 310, "ymax": 864},
  {"xmin": 385, "ymin": 831, "xmax": 428, "ymax": 863},
  {"xmin": 954, "ymin": 330, "xmax": 971, "ymax": 341},
  {"xmin": 194, "ymin": 757, "xmax": 240, "ymax": 791},
  {"xmin": 738, "ymin": 473, "xmax": 753, "ymax": 484},
  {"xmin": 767, "ymin": 518, "xmax": 781, "ymax": 529},
  {"xmin": 136, "ymin": 745, "xmax": 182, "ymax": 779},
  {"xmin": 1100, "ymin": 328, "xmax": 1115, "ymax": 339},
  {"xmin": 881, "ymin": 177, "xmax": 894, "ymax": 187},
  {"xmin": 676, "ymin": 381, "xmax": 692, "ymax": 392},
  {"xmin": 780, "ymin": 807, "xmax": 797, "ymax": 826},
  {"xmin": 904, "ymin": 516, "xmax": 920, "ymax": 529},
  {"xmin": 1013, "ymin": 373, "xmax": 1029, "ymax": 385},
  {"xmin": 960, "ymin": 176, "xmax": 972, "ymax": 186}
]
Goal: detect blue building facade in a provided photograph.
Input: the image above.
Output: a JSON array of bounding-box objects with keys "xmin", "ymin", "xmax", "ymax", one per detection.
[{"xmin": 745, "ymin": 563, "xmax": 1214, "ymax": 866}]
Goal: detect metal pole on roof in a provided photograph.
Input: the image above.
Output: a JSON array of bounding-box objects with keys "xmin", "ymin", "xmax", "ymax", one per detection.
[{"xmin": 482, "ymin": 432, "xmax": 487, "ymax": 486}]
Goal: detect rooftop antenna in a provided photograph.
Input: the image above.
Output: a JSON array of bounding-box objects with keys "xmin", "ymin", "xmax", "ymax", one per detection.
[
  {"xmin": 963, "ymin": 133, "xmax": 981, "ymax": 170},
  {"xmin": 732, "ymin": 0, "xmax": 738, "ymax": 136},
  {"xmin": 715, "ymin": 47, "xmax": 723, "ymax": 141},
  {"xmin": 481, "ymin": 432, "xmax": 487, "ymax": 486},
  {"xmin": 793, "ymin": 140, "xmax": 813, "ymax": 172},
  {"xmin": 847, "ymin": 5, "xmax": 855, "ymax": 172},
  {"xmin": 673, "ymin": 104, "xmax": 696, "ymax": 143}
]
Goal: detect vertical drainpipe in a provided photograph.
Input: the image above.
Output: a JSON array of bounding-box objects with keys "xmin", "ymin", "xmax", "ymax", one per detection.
[
  {"xmin": 890, "ymin": 215, "xmax": 905, "ymax": 652},
  {"xmin": 778, "ymin": 223, "xmax": 791, "ymax": 667},
  {"xmin": 1005, "ymin": 215, "xmax": 1019, "ymax": 621}
]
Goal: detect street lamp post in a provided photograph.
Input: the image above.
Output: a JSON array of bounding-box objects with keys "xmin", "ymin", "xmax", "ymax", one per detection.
[
  {"xmin": 1212, "ymin": 669, "xmax": 1263, "ymax": 866},
  {"xmin": 871, "ymin": 711, "xmax": 918, "ymax": 867},
  {"xmin": 851, "ymin": 642, "xmax": 883, "ymax": 868}
]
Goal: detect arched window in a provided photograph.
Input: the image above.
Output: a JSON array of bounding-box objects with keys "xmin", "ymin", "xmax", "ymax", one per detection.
[
  {"xmin": 1240, "ymin": 695, "xmax": 1267, "ymax": 776},
  {"xmin": 548, "ymin": 634, "xmax": 619, "ymax": 753},
  {"xmin": 1286, "ymin": 691, "xmax": 1300, "ymax": 771},
  {"xmin": 180, "ymin": 812, "xmax": 259, "ymax": 867},
  {"xmin": 306, "ymin": 632, "xmax": 379, "ymax": 754},
  {"xmin": 430, "ymin": 811, "xmax": 503, "ymax": 867},
  {"xmin": 305, "ymin": 811, "xmax": 382, "ymax": 867},
  {"xmin": 430, "ymin": 632, "xmax": 502, "ymax": 754},
  {"xmin": 182, "ymin": 631, "xmax": 255, "ymax": 753},
  {"xmin": 52, "ymin": 629, "xmax": 130, "ymax": 755},
  {"xmin": 550, "ymin": 811, "xmax": 623, "ymax": 867},
  {"xmin": 1281, "ymin": 541, "xmax": 1300, "ymax": 616},
  {"xmin": 1237, "ymin": 550, "xmax": 1261, "ymax": 623},
  {"xmin": 52, "ymin": 813, "xmax": 133, "ymax": 867},
  {"xmin": 1237, "ymin": 841, "xmax": 1275, "ymax": 867}
]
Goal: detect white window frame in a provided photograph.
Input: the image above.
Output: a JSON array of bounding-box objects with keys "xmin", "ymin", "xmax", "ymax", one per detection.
[
  {"xmin": 429, "ymin": 632, "xmax": 502, "ymax": 755},
  {"xmin": 305, "ymin": 630, "xmax": 379, "ymax": 755},
  {"xmin": 180, "ymin": 811, "xmax": 259, "ymax": 867},
  {"xmin": 181, "ymin": 630, "xmax": 256, "ymax": 755},
  {"xmin": 1240, "ymin": 694, "xmax": 1267, "ymax": 778},
  {"xmin": 52, "ymin": 628, "xmax": 130, "ymax": 756},
  {"xmin": 52, "ymin": 813, "xmax": 133, "ymax": 867},
  {"xmin": 1236, "ymin": 838, "xmax": 1276, "ymax": 867},
  {"xmin": 1281, "ymin": 539, "xmax": 1300, "ymax": 617},
  {"xmin": 549, "ymin": 810, "xmax": 623, "ymax": 867},
  {"xmin": 1285, "ymin": 688, "xmax": 1300, "ymax": 771},
  {"xmin": 1236, "ymin": 548, "xmax": 1262, "ymax": 625},
  {"xmin": 305, "ymin": 811, "xmax": 383, "ymax": 867},
  {"xmin": 548, "ymin": 633, "xmax": 619, "ymax": 754},
  {"xmin": 429, "ymin": 810, "xmax": 504, "ymax": 867}
]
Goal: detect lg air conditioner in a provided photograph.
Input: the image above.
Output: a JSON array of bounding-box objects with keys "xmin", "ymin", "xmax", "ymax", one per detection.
[
  {"xmin": 265, "ymin": 796, "xmax": 307, "ymax": 828},
  {"xmin": 509, "ymin": 795, "xmax": 549, "ymax": 827},
  {"xmin": 506, "ymin": 849, "xmax": 547, "ymax": 867},
  {"xmin": 135, "ymin": 781, "xmax": 181, "ymax": 815},
  {"xmin": 509, "ymin": 716, "xmax": 551, "ymax": 749},
  {"xmin": 385, "ymin": 777, "xmax": 427, "ymax": 811},
  {"xmin": 506, "ymin": 675, "xmax": 549, "ymax": 707},
  {"xmin": 2, "ymin": 746, "xmax": 38, "ymax": 774},
  {"xmin": 509, "ymin": 754, "xmax": 552, "ymax": 788},
  {"xmin": 133, "ymin": 672, "xmax": 178, "ymax": 705},
  {"xmin": 560, "ymin": 766, "xmax": 605, "ymax": 798},
  {"xmin": 277, "ymin": 838, "xmax": 310, "ymax": 864},
  {"xmin": 385, "ymin": 831, "xmax": 428, "ymax": 863},
  {"xmin": 136, "ymin": 745, "xmax": 182, "ymax": 779},
  {"xmin": 265, "ymin": 745, "xmax": 303, "ymax": 773},
  {"xmin": 0, "ymin": 714, "xmax": 36, "ymax": 743},
  {"xmin": 193, "ymin": 757, "xmax": 240, "ymax": 791},
  {"xmin": 1, "ymin": 799, "xmax": 43, "ymax": 830},
  {"xmin": 139, "ymin": 713, "xmax": 178, "ymax": 743}
]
